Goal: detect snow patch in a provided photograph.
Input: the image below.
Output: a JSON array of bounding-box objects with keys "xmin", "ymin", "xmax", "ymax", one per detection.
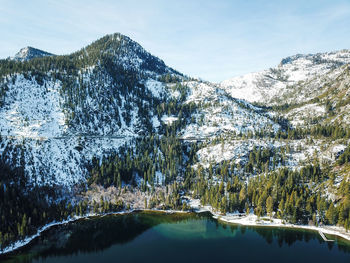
[
  {"xmin": 145, "ymin": 79, "xmax": 165, "ymax": 98},
  {"xmin": 161, "ymin": 115, "xmax": 178, "ymax": 125}
]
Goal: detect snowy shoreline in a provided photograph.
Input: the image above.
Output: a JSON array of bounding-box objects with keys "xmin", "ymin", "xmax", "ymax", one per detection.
[
  {"xmin": 216, "ymin": 213, "xmax": 350, "ymax": 242},
  {"xmin": 0, "ymin": 209, "xmax": 187, "ymax": 255},
  {"xmin": 188, "ymin": 199, "xmax": 350, "ymax": 243},
  {"xmin": 0, "ymin": 210, "xmax": 133, "ymax": 255},
  {"xmin": 1, "ymin": 202, "xmax": 350, "ymax": 255}
]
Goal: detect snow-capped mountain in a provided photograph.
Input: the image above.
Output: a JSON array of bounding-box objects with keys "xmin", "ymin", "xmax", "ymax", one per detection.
[
  {"xmin": 9, "ymin": 46, "xmax": 55, "ymax": 61},
  {"xmin": 0, "ymin": 33, "xmax": 278, "ymax": 187},
  {"xmin": 221, "ymin": 49, "xmax": 350, "ymax": 105},
  {"xmin": 0, "ymin": 33, "xmax": 182, "ymax": 186},
  {"xmin": 0, "ymin": 32, "xmax": 348, "ymax": 190}
]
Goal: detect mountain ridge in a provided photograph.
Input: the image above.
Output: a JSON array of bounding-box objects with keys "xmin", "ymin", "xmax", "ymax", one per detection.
[
  {"xmin": 221, "ymin": 49, "xmax": 350, "ymax": 107},
  {"xmin": 1, "ymin": 33, "xmax": 349, "ymax": 186}
]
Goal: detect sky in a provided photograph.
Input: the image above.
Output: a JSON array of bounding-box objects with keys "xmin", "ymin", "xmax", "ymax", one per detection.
[{"xmin": 1, "ymin": 0, "xmax": 350, "ymax": 82}]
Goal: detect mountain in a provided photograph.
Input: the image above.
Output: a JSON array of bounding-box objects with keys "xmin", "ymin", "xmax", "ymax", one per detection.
[
  {"xmin": 0, "ymin": 33, "xmax": 350, "ymax": 252},
  {"xmin": 0, "ymin": 33, "xmax": 185, "ymax": 186},
  {"xmin": 9, "ymin": 46, "xmax": 55, "ymax": 61},
  {"xmin": 221, "ymin": 49, "xmax": 350, "ymax": 106},
  {"xmin": 0, "ymin": 33, "xmax": 279, "ymax": 187},
  {"xmin": 280, "ymin": 64, "xmax": 350, "ymax": 127}
]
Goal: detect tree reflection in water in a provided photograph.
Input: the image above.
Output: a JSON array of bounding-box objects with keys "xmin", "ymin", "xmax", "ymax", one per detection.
[{"xmin": 1, "ymin": 211, "xmax": 349, "ymax": 263}]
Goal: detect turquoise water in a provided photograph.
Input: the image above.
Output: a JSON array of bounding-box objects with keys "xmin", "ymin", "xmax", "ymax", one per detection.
[{"xmin": 1, "ymin": 212, "xmax": 349, "ymax": 263}]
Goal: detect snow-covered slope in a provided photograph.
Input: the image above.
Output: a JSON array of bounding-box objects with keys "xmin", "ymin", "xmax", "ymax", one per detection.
[
  {"xmin": 221, "ymin": 49, "xmax": 350, "ymax": 105},
  {"xmin": 175, "ymin": 81, "xmax": 279, "ymax": 139},
  {"xmin": 268, "ymin": 64, "xmax": 350, "ymax": 127},
  {"xmin": 0, "ymin": 72, "xmax": 135, "ymax": 186},
  {"xmin": 0, "ymin": 74, "xmax": 66, "ymax": 138}
]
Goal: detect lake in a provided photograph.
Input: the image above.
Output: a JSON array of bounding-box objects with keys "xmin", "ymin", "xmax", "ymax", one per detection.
[{"xmin": 1, "ymin": 211, "xmax": 349, "ymax": 263}]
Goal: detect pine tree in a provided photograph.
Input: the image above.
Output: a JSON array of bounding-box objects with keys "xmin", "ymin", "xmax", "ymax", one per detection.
[
  {"xmin": 266, "ymin": 196, "xmax": 274, "ymax": 218},
  {"xmin": 20, "ymin": 214, "xmax": 27, "ymax": 236},
  {"xmin": 278, "ymin": 199, "xmax": 285, "ymax": 219},
  {"xmin": 325, "ymin": 203, "xmax": 337, "ymax": 225},
  {"xmin": 239, "ymin": 187, "xmax": 246, "ymax": 204},
  {"xmin": 245, "ymin": 202, "xmax": 250, "ymax": 216}
]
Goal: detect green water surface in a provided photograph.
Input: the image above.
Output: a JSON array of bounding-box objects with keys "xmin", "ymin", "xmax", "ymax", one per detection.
[{"xmin": 1, "ymin": 211, "xmax": 349, "ymax": 263}]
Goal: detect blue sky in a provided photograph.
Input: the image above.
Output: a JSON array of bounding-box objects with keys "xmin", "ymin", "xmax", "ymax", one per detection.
[{"xmin": 1, "ymin": 0, "xmax": 350, "ymax": 82}]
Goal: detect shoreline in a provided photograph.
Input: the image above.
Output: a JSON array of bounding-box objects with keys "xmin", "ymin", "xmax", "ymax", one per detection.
[
  {"xmin": 0, "ymin": 209, "xmax": 188, "ymax": 255},
  {"xmin": 1, "ymin": 201, "xmax": 350, "ymax": 255},
  {"xmin": 215, "ymin": 213, "xmax": 350, "ymax": 242},
  {"xmin": 188, "ymin": 199, "xmax": 350, "ymax": 243},
  {"xmin": 0, "ymin": 210, "xmax": 133, "ymax": 255}
]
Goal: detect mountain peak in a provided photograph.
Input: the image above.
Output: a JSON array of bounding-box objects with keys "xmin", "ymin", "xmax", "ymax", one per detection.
[
  {"xmin": 10, "ymin": 46, "xmax": 54, "ymax": 62},
  {"xmin": 81, "ymin": 32, "xmax": 181, "ymax": 78}
]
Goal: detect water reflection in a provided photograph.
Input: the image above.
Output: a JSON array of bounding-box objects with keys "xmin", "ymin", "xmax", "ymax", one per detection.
[
  {"xmin": 1, "ymin": 211, "xmax": 349, "ymax": 263},
  {"xmin": 220, "ymin": 221, "xmax": 350, "ymax": 253}
]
